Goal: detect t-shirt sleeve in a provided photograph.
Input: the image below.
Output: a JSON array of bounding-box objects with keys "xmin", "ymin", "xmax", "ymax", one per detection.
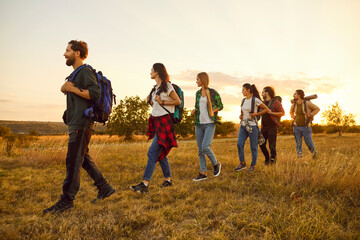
[
  {"xmin": 255, "ymin": 98, "xmax": 263, "ymax": 107},
  {"xmin": 83, "ymin": 68, "xmax": 100, "ymax": 101},
  {"xmin": 166, "ymin": 83, "xmax": 175, "ymax": 95}
]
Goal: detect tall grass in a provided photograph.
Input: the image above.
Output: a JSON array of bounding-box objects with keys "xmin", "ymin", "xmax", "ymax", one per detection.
[{"xmin": 0, "ymin": 134, "xmax": 359, "ymax": 239}]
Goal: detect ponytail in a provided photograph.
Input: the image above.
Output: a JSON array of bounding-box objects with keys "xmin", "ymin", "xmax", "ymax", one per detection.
[
  {"xmin": 251, "ymin": 84, "xmax": 261, "ymax": 100},
  {"xmin": 205, "ymin": 89, "xmax": 214, "ymax": 117}
]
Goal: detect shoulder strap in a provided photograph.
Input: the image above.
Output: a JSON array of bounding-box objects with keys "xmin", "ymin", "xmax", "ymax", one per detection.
[
  {"xmin": 241, "ymin": 98, "xmax": 245, "ymax": 107},
  {"xmin": 268, "ymin": 99, "xmax": 274, "ymax": 109},
  {"xmin": 67, "ymin": 64, "xmax": 88, "ymax": 82},
  {"xmin": 304, "ymin": 100, "xmax": 307, "ymax": 113},
  {"xmin": 250, "ymin": 96, "xmax": 255, "ymax": 113},
  {"xmin": 160, "ymin": 104, "xmax": 171, "ymax": 115}
]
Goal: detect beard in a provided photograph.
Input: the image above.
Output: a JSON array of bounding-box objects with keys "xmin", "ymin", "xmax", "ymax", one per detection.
[{"xmin": 65, "ymin": 55, "xmax": 76, "ymax": 66}]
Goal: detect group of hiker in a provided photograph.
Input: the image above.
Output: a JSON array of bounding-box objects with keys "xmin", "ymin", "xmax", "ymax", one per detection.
[{"xmin": 43, "ymin": 40, "xmax": 320, "ymax": 214}]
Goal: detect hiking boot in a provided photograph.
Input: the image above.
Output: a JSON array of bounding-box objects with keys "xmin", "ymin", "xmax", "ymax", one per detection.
[
  {"xmin": 193, "ymin": 173, "xmax": 207, "ymax": 182},
  {"xmin": 248, "ymin": 165, "xmax": 255, "ymax": 172},
  {"xmin": 130, "ymin": 182, "xmax": 149, "ymax": 193},
  {"xmin": 214, "ymin": 162, "xmax": 221, "ymax": 177},
  {"xmin": 160, "ymin": 180, "xmax": 173, "ymax": 188},
  {"xmin": 91, "ymin": 184, "xmax": 115, "ymax": 203},
  {"xmin": 43, "ymin": 196, "xmax": 73, "ymax": 214},
  {"xmin": 235, "ymin": 162, "xmax": 246, "ymax": 171}
]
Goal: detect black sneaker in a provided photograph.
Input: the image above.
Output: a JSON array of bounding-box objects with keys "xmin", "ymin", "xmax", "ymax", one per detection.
[
  {"xmin": 235, "ymin": 162, "xmax": 246, "ymax": 171},
  {"xmin": 214, "ymin": 162, "xmax": 221, "ymax": 177},
  {"xmin": 248, "ymin": 165, "xmax": 255, "ymax": 172},
  {"xmin": 43, "ymin": 196, "xmax": 73, "ymax": 214},
  {"xmin": 193, "ymin": 173, "xmax": 207, "ymax": 182},
  {"xmin": 160, "ymin": 180, "xmax": 173, "ymax": 188},
  {"xmin": 130, "ymin": 182, "xmax": 149, "ymax": 193},
  {"xmin": 270, "ymin": 157, "xmax": 276, "ymax": 164},
  {"xmin": 91, "ymin": 184, "xmax": 115, "ymax": 203}
]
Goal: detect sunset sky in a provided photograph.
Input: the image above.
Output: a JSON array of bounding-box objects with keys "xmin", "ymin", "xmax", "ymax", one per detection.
[{"xmin": 1, "ymin": 0, "xmax": 359, "ymax": 124}]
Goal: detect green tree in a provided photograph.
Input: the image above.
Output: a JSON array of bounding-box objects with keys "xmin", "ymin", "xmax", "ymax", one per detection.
[
  {"xmin": 0, "ymin": 125, "xmax": 12, "ymax": 137},
  {"xmin": 107, "ymin": 96, "xmax": 150, "ymax": 140},
  {"xmin": 174, "ymin": 108, "xmax": 195, "ymax": 138},
  {"xmin": 278, "ymin": 120, "xmax": 294, "ymax": 135},
  {"xmin": 322, "ymin": 102, "xmax": 356, "ymax": 136},
  {"xmin": 215, "ymin": 118, "xmax": 236, "ymax": 137}
]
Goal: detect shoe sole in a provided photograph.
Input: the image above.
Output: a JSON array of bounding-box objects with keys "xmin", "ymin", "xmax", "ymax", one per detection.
[
  {"xmin": 214, "ymin": 164, "xmax": 221, "ymax": 177},
  {"xmin": 91, "ymin": 188, "xmax": 116, "ymax": 203},
  {"xmin": 235, "ymin": 167, "xmax": 246, "ymax": 172},
  {"xmin": 130, "ymin": 186, "xmax": 148, "ymax": 194},
  {"xmin": 193, "ymin": 178, "xmax": 207, "ymax": 182}
]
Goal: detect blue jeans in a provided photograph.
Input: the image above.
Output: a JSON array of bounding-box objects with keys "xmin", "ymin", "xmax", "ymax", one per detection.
[
  {"xmin": 195, "ymin": 123, "xmax": 218, "ymax": 172},
  {"xmin": 237, "ymin": 125, "xmax": 259, "ymax": 166},
  {"xmin": 143, "ymin": 134, "xmax": 172, "ymax": 182},
  {"xmin": 293, "ymin": 126, "xmax": 317, "ymax": 156}
]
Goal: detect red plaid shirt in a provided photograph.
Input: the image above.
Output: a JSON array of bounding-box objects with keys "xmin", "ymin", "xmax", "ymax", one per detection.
[
  {"xmin": 147, "ymin": 114, "xmax": 178, "ymax": 162},
  {"xmin": 268, "ymin": 99, "xmax": 284, "ymax": 128}
]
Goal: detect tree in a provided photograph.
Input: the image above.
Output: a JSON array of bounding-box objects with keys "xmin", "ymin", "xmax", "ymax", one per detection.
[
  {"xmin": 278, "ymin": 120, "xmax": 294, "ymax": 135},
  {"xmin": 322, "ymin": 102, "xmax": 356, "ymax": 136},
  {"xmin": 0, "ymin": 125, "xmax": 12, "ymax": 137},
  {"xmin": 215, "ymin": 118, "xmax": 236, "ymax": 137},
  {"xmin": 107, "ymin": 96, "xmax": 150, "ymax": 140},
  {"xmin": 173, "ymin": 108, "xmax": 195, "ymax": 138}
]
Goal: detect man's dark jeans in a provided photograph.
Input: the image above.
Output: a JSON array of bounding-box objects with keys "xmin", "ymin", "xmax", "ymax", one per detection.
[
  {"xmin": 62, "ymin": 126, "xmax": 107, "ymax": 201},
  {"xmin": 259, "ymin": 126, "xmax": 278, "ymax": 164}
]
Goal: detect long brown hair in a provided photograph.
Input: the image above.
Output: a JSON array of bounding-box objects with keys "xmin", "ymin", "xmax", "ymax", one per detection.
[
  {"xmin": 153, "ymin": 63, "xmax": 170, "ymax": 93},
  {"xmin": 197, "ymin": 72, "xmax": 214, "ymax": 117}
]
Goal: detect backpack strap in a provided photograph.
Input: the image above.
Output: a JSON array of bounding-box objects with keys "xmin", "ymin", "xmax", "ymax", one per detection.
[
  {"xmin": 66, "ymin": 64, "xmax": 88, "ymax": 82},
  {"xmin": 303, "ymin": 100, "xmax": 307, "ymax": 113},
  {"xmin": 250, "ymin": 96, "xmax": 255, "ymax": 113},
  {"xmin": 241, "ymin": 98, "xmax": 245, "ymax": 107},
  {"xmin": 268, "ymin": 99, "xmax": 274, "ymax": 109}
]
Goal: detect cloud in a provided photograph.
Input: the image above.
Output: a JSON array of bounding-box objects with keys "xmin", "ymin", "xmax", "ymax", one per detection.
[
  {"xmin": 0, "ymin": 99, "xmax": 14, "ymax": 103},
  {"xmin": 173, "ymin": 70, "xmax": 338, "ymax": 99}
]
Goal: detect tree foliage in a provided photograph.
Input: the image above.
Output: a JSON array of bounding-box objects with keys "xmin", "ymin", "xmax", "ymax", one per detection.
[
  {"xmin": 215, "ymin": 118, "xmax": 236, "ymax": 137},
  {"xmin": 0, "ymin": 125, "xmax": 12, "ymax": 137},
  {"xmin": 322, "ymin": 102, "xmax": 356, "ymax": 136},
  {"xmin": 173, "ymin": 108, "xmax": 195, "ymax": 138},
  {"xmin": 107, "ymin": 96, "xmax": 150, "ymax": 140}
]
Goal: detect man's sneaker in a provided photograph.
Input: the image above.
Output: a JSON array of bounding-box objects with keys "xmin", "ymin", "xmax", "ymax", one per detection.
[
  {"xmin": 214, "ymin": 162, "xmax": 221, "ymax": 177},
  {"xmin": 248, "ymin": 165, "xmax": 255, "ymax": 172},
  {"xmin": 193, "ymin": 173, "xmax": 207, "ymax": 182},
  {"xmin": 270, "ymin": 157, "xmax": 276, "ymax": 164},
  {"xmin": 312, "ymin": 152, "xmax": 317, "ymax": 159},
  {"xmin": 43, "ymin": 196, "xmax": 73, "ymax": 214},
  {"xmin": 160, "ymin": 180, "xmax": 173, "ymax": 188},
  {"xmin": 91, "ymin": 184, "xmax": 115, "ymax": 203},
  {"xmin": 130, "ymin": 182, "xmax": 149, "ymax": 193},
  {"xmin": 265, "ymin": 159, "xmax": 270, "ymax": 165},
  {"xmin": 235, "ymin": 162, "xmax": 246, "ymax": 171}
]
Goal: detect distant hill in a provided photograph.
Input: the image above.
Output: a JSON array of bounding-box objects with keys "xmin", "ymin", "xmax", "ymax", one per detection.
[{"xmin": 0, "ymin": 120, "xmax": 107, "ymax": 135}]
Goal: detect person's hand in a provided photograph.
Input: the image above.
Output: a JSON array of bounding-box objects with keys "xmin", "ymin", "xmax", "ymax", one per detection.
[
  {"xmin": 147, "ymin": 95, "xmax": 150, "ymax": 102},
  {"xmin": 268, "ymin": 109, "xmax": 273, "ymax": 114},
  {"xmin": 155, "ymin": 95, "xmax": 162, "ymax": 104},
  {"xmin": 191, "ymin": 109, "xmax": 196, "ymax": 115},
  {"xmin": 249, "ymin": 113, "xmax": 256, "ymax": 117},
  {"xmin": 61, "ymin": 81, "xmax": 75, "ymax": 94},
  {"xmin": 306, "ymin": 113, "xmax": 313, "ymax": 118},
  {"xmin": 239, "ymin": 114, "xmax": 243, "ymax": 120}
]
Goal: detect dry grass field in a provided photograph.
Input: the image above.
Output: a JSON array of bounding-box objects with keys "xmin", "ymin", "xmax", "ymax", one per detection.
[{"xmin": 1, "ymin": 133, "xmax": 360, "ymax": 239}]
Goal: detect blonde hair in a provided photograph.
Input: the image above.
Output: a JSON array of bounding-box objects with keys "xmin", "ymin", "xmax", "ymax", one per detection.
[{"xmin": 197, "ymin": 72, "xmax": 214, "ymax": 117}]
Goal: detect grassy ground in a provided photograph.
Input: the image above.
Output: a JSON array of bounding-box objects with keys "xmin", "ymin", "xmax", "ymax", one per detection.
[{"xmin": 1, "ymin": 134, "xmax": 360, "ymax": 239}]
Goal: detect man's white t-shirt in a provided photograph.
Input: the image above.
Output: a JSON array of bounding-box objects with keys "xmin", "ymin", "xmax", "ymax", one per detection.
[
  {"xmin": 151, "ymin": 82, "xmax": 175, "ymax": 117},
  {"xmin": 241, "ymin": 97, "xmax": 262, "ymax": 126},
  {"xmin": 199, "ymin": 96, "xmax": 214, "ymax": 124}
]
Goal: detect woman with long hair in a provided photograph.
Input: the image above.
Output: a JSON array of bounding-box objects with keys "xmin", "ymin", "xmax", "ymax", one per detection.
[
  {"xmin": 130, "ymin": 63, "xmax": 181, "ymax": 193},
  {"xmin": 192, "ymin": 72, "xmax": 223, "ymax": 181},
  {"xmin": 235, "ymin": 83, "xmax": 268, "ymax": 172}
]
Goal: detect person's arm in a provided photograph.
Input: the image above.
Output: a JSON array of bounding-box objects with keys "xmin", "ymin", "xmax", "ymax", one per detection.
[
  {"xmin": 155, "ymin": 90, "xmax": 181, "ymax": 106},
  {"xmin": 212, "ymin": 90, "xmax": 223, "ymax": 112},
  {"xmin": 61, "ymin": 81, "xmax": 91, "ymax": 100},
  {"xmin": 249, "ymin": 103, "xmax": 268, "ymax": 117},
  {"xmin": 268, "ymin": 101, "xmax": 285, "ymax": 117},
  {"xmin": 307, "ymin": 101, "xmax": 320, "ymax": 117}
]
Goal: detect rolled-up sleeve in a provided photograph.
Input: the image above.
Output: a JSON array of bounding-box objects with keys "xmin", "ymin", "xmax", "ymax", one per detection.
[{"xmin": 83, "ymin": 68, "xmax": 100, "ymax": 101}]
